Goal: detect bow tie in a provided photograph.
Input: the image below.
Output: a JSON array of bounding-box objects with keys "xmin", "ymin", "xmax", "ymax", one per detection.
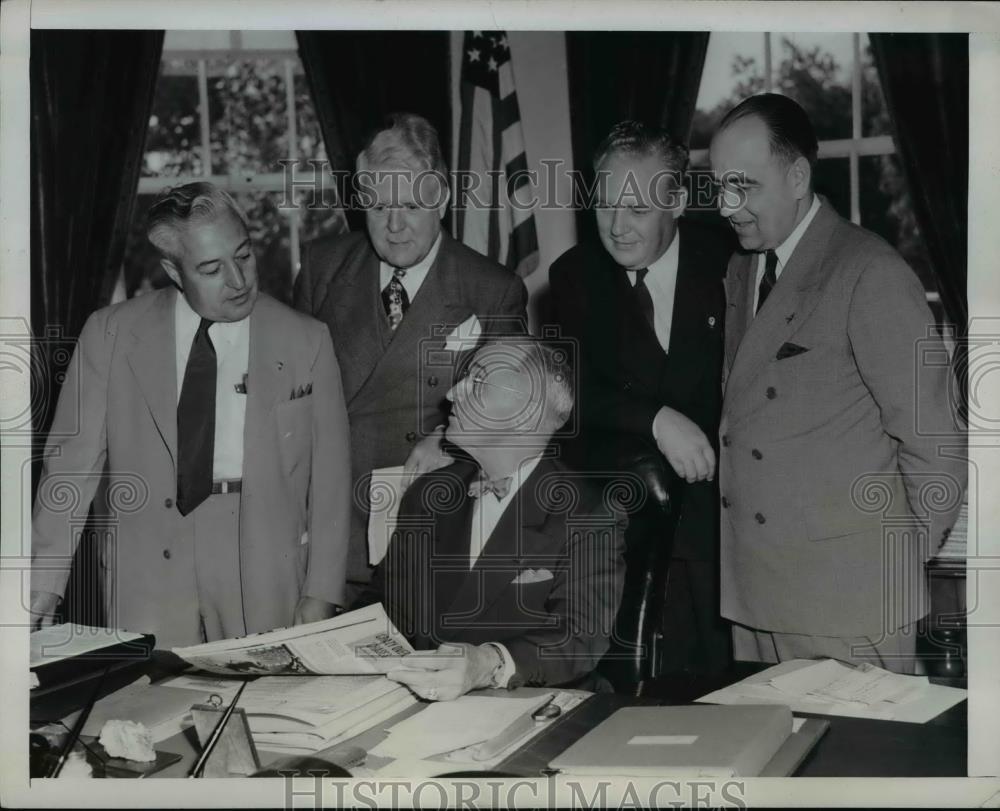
[{"xmin": 468, "ymin": 475, "xmax": 513, "ymax": 500}]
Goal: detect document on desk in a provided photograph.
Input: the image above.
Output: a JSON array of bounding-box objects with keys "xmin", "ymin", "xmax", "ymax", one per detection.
[
  {"xmin": 171, "ymin": 604, "xmax": 414, "ymax": 676},
  {"xmin": 370, "ymin": 694, "xmax": 552, "ymax": 760},
  {"xmin": 696, "ymin": 659, "xmax": 966, "ymax": 723}
]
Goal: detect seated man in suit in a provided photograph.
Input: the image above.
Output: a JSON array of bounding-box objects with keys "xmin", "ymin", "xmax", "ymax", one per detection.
[
  {"xmin": 31, "ymin": 182, "xmax": 352, "ymax": 648},
  {"xmin": 358, "ymin": 338, "xmax": 627, "ymax": 701},
  {"xmin": 549, "ymin": 121, "xmax": 735, "ymax": 674},
  {"xmin": 294, "ymin": 112, "xmax": 527, "ymax": 605}
]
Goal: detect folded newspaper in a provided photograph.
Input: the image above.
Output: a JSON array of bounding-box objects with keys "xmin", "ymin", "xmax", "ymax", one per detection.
[{"xmin": 171, "ymin": 604, "xmax": 414, "ymax": 676}]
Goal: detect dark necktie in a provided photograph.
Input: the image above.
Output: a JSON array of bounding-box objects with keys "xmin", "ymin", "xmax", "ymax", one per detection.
[
  {"xmin": 468, "ymin": 475, "xmax": 513, "ymax": 501},
  {"xmin": 632, "ymin": 268, "xmax": 655, "ymax": 333},
  {"xmin": 381, "ymin": 268, "xmax": 410, "ymax": 330},
  {"xmin": 176, "ymin": 317, "xmax": 216, "ymax": 516},
  {"xmin": 756, "ymin": 250, "xmax": 779, "ymax": 315}
]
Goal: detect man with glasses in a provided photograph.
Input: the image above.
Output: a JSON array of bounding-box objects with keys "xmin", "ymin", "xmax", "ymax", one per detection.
[
  {"xmin": 710, "ymin": 93, "xmax": 965, "ymax": 672},
  {"xmin": 357, "ymin": 338, "xmax": 627, "ymax": 700}
]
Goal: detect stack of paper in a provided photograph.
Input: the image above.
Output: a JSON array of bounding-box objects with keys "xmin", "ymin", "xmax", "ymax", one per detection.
[
  {"xmin": 937, "ymin": 502, "xmax": 968, "ymax": 560},
  {"xmin": 697, "ymin": 659, "xmax": 966, "ymax": 723},
  {"xmin": 243, "ymin": 675, "xmax": 417, "ymax": 755},
  {"xmin": 370, "ymin": 694, "xmax": 550, "ymax": 760}
]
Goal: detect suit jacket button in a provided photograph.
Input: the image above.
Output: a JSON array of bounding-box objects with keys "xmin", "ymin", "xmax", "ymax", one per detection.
[
  {"xmin": 721, "ymin": 496, "xmax": 730, "ymax": 509},
  {"xmin": 623, "ymin": 381, "xmax": 632, "ymax": 392},
  {"xmin": 766, "ymin": 387, "xmax": 777, "ymax": 399},
  {"xmin": 427, "ymin": 376, "xmax": 439, "ymax": 387},
  {"xmin": 162, "ymin": 549, "xmax": 172, "ymax": 559},
  {"xmin": 406, "ymin": 431, "xmax": 417, "ymax": 443},
  {"xmin": 164, "ymin": 498, "xmax": 173, "ymax": 508},
  {"xmin": 752, "ymin": 449, "xmax": 763, "ymax": 460},
  {"xmin": 755, "ymin": 512, "xmax": 766, "ymax": 524},
  {"xmin": 722, "ymin": 435, "xmax": 730, "ymax": 447}
]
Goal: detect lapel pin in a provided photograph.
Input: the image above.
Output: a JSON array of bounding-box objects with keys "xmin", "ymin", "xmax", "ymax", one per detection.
[
  {"xmin": 708, "ymin": 316, "xmax": 717, "ymax": 328},
  {"xmin": 234, "ymin": 373, "xmax": 248, "ymax": 395},
  {"xmin": 785, "ymin": 313, "xmax": 796, "ymax": 324},
  {"xmin": 277, "ymin": 361, "xmax": 284, "ymax": 370}
]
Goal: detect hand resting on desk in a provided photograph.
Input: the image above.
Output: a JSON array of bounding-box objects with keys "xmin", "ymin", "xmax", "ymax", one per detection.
[{"xmin": 387, "ymin": 642, "xmax": 502, "ymax": 701}]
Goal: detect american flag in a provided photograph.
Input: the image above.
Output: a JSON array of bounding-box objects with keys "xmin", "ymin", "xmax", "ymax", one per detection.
[{"xmin": 455, "ymin": 31, "xmax": 540, "ymax": 278}]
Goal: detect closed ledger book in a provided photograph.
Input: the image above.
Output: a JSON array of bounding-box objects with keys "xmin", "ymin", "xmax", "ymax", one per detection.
[{"xmin": 549, "ymin": 704, "xmax": 792, "ymax": 778}]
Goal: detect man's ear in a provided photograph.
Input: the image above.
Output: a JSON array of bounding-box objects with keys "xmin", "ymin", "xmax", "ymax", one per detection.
[
  {"xmin": 790, "ymin": 156, "xmax": 812, "ymax": 200},
  {"xmin": 671, "ymin": 185, "xmax": 689, "ymax": 221},
  {"xmin": 437, "ymin": 179, "xmax": 452, "ymax": 220},
  {"xmin": 160, "ymin": 258, "xmax": 183, "ymax": 290}
]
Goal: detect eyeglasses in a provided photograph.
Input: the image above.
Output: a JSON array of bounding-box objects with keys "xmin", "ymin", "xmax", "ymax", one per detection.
[{"xmin": 458, "ymin": 366, "xmax": 529, "ymax": 398}]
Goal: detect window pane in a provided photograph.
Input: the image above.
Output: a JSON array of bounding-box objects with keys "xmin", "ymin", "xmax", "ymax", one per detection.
[
  {"xmin": 691, "ymin": 33, "xmax": 766, "ymax": 150},
  {"xmin": 299, "ymin": 185, "xmax": 349, "ymax": 245},
  {"xmin": 236, "ymin": 192, "xmax": 293, "ymax": 304},
  {"xmin": 861, "ymin": 35, "xmax": 892, "ymax": 137},
  {"xmin": 207, "ymin": 57, "xmax": 290, "ymax": 175},
  {"xmin": 813, "ymin": 158, "xmax": 849, "ymax": 220},
  {"xmin": 859, "ymin": 154, "xmax": 936, "ymax": 295},
  {"xmin": 774, "ymin": 33, "xmax": 853, "ymax": 140},
  {"xmin": 143, "ymin": 59, "xmax": 203, "ymax": 177}
]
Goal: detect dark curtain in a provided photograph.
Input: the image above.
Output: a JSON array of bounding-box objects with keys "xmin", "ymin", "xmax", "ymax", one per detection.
[
  {"xmin": 295, "ymin": 31, "xmax": 450, "ymax": 232},
  {"xmin": 31, "ymin": 30, "xmax": 163, "ymax": 626},
  {"xmin": 565, "ymin": 31, "xmax": 710, "ymax": 239},
  {"xmin": 31, "ymin": 29, "xmax": 164, "ymax": 485},
  {"xmin": 869, "ymin": 33, "xmax": 968, "ymax": 333}
]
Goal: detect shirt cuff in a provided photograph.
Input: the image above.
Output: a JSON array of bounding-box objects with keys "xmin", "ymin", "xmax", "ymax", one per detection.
[{"xmin": 485, "ymin": 642, "xmax": 517, "ymax": 689}]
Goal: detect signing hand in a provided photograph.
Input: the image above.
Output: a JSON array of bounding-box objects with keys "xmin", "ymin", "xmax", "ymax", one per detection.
[
  {"xmin": 386, "ymin": 643, "xmax": 499, "ymax": 701},
  {"xmin": 293, "ymin": 596, "xmax": 338, "ymax": 625},
  {"xmin": 402, "ymin": 426, "xmax": 451, "ymax": 488},
  {"xmin": 652, "ymin": 406, "xmax": 716, "ymax": 483},
  {"xmin": 30, "ymin": 590, "xmax": 61, "ymax": 630}
]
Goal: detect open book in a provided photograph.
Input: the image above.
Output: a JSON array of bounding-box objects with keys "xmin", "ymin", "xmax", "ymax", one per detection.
[{"xmin": 171, "ymin": 604, "xmax": 414, "ymax": 676}]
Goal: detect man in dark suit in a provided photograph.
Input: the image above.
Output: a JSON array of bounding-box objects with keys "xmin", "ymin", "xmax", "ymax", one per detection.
[
  {"xmin": 549, "ymin": 121, "xmax": 734, "ymax": 674},
  {"xmin": 710, "ymin": 94, "xmax": 965, "ymax": 672},
  {"xmin": 295, "ymin": 113, "xmax": 527, "ymax": 603},
  {"xmin": 360, "ymin": 338, "xmax": 626, "ymax": 700}
]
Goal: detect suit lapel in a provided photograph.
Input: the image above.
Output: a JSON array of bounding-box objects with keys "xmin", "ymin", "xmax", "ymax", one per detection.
[
  {"xmin": 351, "ymin": 239, "xmax": 462, "ymax": 413},
  {"xmin": 665, "ymin": 229, "xmax": 714, "ymax": 378},
  {"xmin": 444, "ymin": 458, "xmax": 557, "ymax": 621},
  {"xmin": 326, "ymin": 244, "xmax": 384, "ymax": 404},
  {"xmin": 126, "ymin": 288, "xmax": 179, "ymax": 469},
  {"xmin": 723, "ymin": 253, "xmax": 753, "ymax": 375},
  {"xmin": 724, "ymin": 202, "xmax": 839, "ymax": 408},
  {"xmin": 244, "ymin": 295, "xmax": 294, "ymax": 460}
]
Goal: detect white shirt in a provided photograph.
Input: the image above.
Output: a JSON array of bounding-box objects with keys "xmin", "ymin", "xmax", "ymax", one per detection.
[
  {"xmin": 467, "ymin": 453, "xmax": 545, "ymax": 688},
  {"xmin": 753, "ymin": 194, "xmax": 821, "ymax": 314},
  {"xmin": 378, "ymin": 232, "xmax": 443, "ymax": 302},
  {"xmin": 625, "ymin": 228, "xmax": 681, "ymax": 354},
  {"xmin": 174, "ymin": 292, "xmax": 250, "ymax": 480}
]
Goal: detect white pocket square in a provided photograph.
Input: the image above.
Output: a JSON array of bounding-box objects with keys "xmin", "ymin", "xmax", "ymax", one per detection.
[
  {"xmin": 511, "ymin": 568, "xmax": 554, "ymax": 585},
  {"xmin": 444, "ymin": 314, "xmax": 482, "ymax": 351}
]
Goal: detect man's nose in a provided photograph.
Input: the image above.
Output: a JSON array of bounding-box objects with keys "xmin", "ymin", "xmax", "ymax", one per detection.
[
  {"xmin": 610, "ymin": 208, "xmax": 628, "ymax": 235},
  {"xmin": 387, "ymin": 207, "xmax": 405, "ymax": 232},
  {"xmin": 718, "ymin": 187, "xmax": 743, "ymax": 218},
  {"xmin": 224, "ymin": 261, "xmax": 246, "ymax": 289}
]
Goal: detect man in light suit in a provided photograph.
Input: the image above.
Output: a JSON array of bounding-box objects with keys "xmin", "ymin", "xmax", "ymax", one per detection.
[
  {"xmin": 549, "ymin": 121, "xmax": 735, "ymax": 674},
  {"xmin": 31, "ymin": 183, "xmax": 352, "ymax": 649},
  {"xmin": 709, "ymin": 94, "xmax": 965, "ymax": 673},
  {"xmin": 360, "ymin": 339, "xmax": 627, "ymax": 700},
  {"xmin": 295, "ymin": 113, "xmax": 527, "ymax": 604}
]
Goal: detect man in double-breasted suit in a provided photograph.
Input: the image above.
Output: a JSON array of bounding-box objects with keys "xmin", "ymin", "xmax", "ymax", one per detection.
[
  {"xmin": 710, "ymin": 94, "xmax": 965, "ymax": 672},
  {"xmin": 360, "ymin": 339, "xmax": 627, "ymax": 700},
  {"xmin": 549, "ymin": 121, "xmax": 735, "ymax": 674},
  {"xmin": 295, "ymin": 113, "xmax": 527, "ymax": 602},
  {"xmin": 31, "ymin": 183, "xmax": 352, "ymax": 649}
]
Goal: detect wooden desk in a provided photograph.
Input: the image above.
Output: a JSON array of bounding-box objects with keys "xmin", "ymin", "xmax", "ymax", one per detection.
[{"xmin": 31, "ymin": 659, "xmax": 966, "ymax": 779}]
